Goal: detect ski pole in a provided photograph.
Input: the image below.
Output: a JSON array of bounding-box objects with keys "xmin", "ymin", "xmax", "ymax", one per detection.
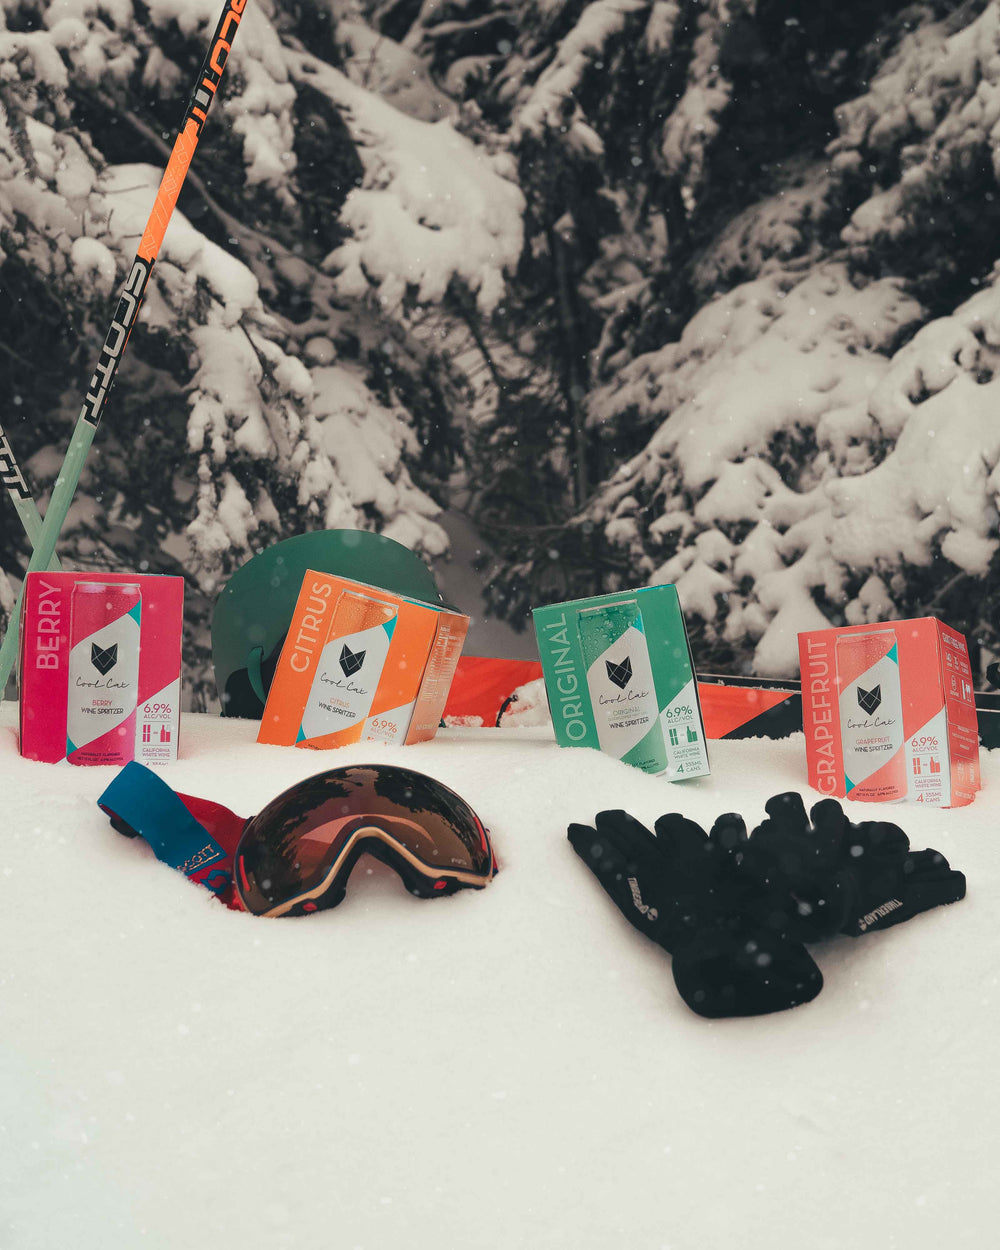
[
  {"xmin": 0, "ymin": 0, "xmax": 249, "ymax": 696},
  {"xmin": 0, "ymin": 421, "xmax": 60, "ymax": 567}
]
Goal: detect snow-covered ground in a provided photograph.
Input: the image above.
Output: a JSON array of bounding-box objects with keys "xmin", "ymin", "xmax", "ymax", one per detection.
[{"xmin": 0, "ymin": 702, "xmax": 996, "ymax": 1249}]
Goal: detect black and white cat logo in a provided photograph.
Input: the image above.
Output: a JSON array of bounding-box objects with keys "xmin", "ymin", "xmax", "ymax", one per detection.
[
  {"xmin": 339, "ymin": 643, "xmax": 366, "ymax": 677},
  {"xmin": 91, "ymin": 643, "xmax": 118, "ymax": 675},
  {"xmin": 857, "ymin": 684, "xmax": 882, "ymax": 715},
  {"xmin": 605, "ymin": 655, "xmax": 632, "ymax": 690}
]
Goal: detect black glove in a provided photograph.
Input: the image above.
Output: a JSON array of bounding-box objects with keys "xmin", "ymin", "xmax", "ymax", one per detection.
[
  {"xmin": 748, "ymin": 793, "xmax": 966, "ymax": 940},
  {"xmin": 567, "ymin": 810, "xmax": 823, "ymax": 1019}
]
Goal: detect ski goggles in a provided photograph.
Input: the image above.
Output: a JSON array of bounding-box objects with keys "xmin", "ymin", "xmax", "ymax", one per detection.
[{"xmin": 98, "ymin": 762, "xmax": 497, "ymax": 916}]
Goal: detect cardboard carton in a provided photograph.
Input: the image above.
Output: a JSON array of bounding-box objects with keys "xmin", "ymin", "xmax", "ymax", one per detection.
[
  {"xmin": 19, "ymin": 571, "xmax": 184, "ymax": 765},
  {"xmin": 798, "ymin": 618, "xmax": 980, "ymax": 807},
  {"xmin": 532, "ymin": 584, "xmax": 710, "ymax": 779},
  {"xmin": 258, "ymin": 571, "xmax": 468, "ymax": 749}
]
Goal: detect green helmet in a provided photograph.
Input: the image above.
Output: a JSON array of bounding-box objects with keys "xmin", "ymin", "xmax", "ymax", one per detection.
[{"xmin": 212, "ymin": 530, "xmax": 446, "ymax": 718}]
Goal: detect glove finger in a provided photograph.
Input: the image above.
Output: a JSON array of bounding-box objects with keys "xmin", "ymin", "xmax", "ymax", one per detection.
[
  {"xmin": 847, "ymin": 819, "xmax": 910, "ymax": 859},
  {"xmin": 902, "ymin": 847, "xmax": 956, "ymax": 878},
  {"xmin": 909, "ymin": 868, "xmax": 966, "ymax": 910},
  {"xmin": 567, "ymin": 821, "xmax": 664, "ymax": 943},
  {"xmin": 709, "ymin": 812, "xmax": 748, "ymax": 852},
  {"xmin": 872, "ymin": 820, "xmax": 911, "ymax": 855},
  {"xmin": 671, "ymin": 927, "xmax": 823, "ymax": 1019},
  {"xmin": 653, "ymin": 814, "xmax": 717, "ymax": 891},
  {"xmin": 568, "ymin": 821, "xmax": 629, "ymax": 878},
  {"xmin": 809, "ymin": 797, "xmax": 848, "ymax": 835},
  {"xmin": 747, "ymin": 822, "xmax": 818, "ymax": 886},
  {"xmin": 763, "ymin": 792, "xmax": 811, "ymax": 836},
  {"xmin": 652, "ymin": 812, "xmax": 710, "ymax": 859},
  {"xmin": 846, "ymin": 868, "xmax": 967, "ymax": 936},
  {"xmin": 809, "ymin": 798, "xmax": 850, "ymax": 860},
  {"xmin": 593, "ymin": 809, "xmax": 661, "ymax": 863}
]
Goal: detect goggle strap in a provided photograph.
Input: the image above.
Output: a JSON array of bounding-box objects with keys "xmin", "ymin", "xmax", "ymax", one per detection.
[
  {"xmin": 173, "ymin": 792, "xmax": 246, "ymax": 853},
  {"xmin": 98, "ymin": 762, "xmax": 232, "ymax": 896}
]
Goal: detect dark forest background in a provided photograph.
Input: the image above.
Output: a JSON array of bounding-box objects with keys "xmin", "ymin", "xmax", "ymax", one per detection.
[{"xmin": 2, "ymin": 0, "xmax": 999, "ymax": 705}]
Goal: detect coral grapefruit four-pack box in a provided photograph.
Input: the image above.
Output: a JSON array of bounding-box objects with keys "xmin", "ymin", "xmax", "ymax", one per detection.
[
  {"xmin": 798, "ymin": 618, "xmax": 980, "ymax": 807},
  {"xmin": 19, "ymin": 571, "xmax": 185, "ymax": 766},
  {"xmin": 257, "ymin": 570, "xmax": 469, "ymax": 749}
]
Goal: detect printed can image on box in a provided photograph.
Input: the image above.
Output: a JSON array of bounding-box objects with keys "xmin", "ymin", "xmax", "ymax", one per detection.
[
  {"xmin": 257, "ymin": 570, "xmax": 469, "ymax": 750},
  {"xmin": 798, "ymin": 617, "xmax": 981, "ymax": 807},
  {"xmin": 66, "ymin": 581, "xmax": 142, "ymax": 766},
  {"xmin": 19, "ymin": 571, "xmax": 185, "ymax": 766},
  {"xmin": 532, "ymin": 584, "xmax": 710, "ymax": 780}
]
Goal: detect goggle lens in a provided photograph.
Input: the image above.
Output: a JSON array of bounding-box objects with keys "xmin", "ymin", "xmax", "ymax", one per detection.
[{"xmin": 234, "ymin": 764, "xmax": 495, "ymax": 916}]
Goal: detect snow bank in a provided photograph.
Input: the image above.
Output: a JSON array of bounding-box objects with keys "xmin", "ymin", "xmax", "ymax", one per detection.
[{"xmin": 0, "ymin": 704, "xmax": 996, "ymax": 1248}]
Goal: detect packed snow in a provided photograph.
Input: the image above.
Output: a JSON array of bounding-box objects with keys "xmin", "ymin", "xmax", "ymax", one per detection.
[
  {"xmin": 0, "ymin": 702, "xmax": 996, "ymax": 1248},
  {"xmin": 6, "ymin": 0, "xmax": 1000, "ymax": 694}
]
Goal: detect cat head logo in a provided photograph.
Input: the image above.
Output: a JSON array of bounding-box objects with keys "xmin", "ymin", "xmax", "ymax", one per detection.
[
  {"xmin": 605, "ymin": 655, "xmax": 632, "ymax": 690},
  {"xmin": 857, "ymin": 683, "xmax": 882, "ymax": 715},
  {"xmin": 91, "ymin": 643, "xmax": 118, "ymax": 675},
  {"xmin": 339, "ymin": 644, "xmax": 365, "ymax": 677}
]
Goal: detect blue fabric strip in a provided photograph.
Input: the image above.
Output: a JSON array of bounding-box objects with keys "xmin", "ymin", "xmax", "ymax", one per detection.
[{"xmin": 98, "ymin": 761, "xmax": 230, "ymax": 895}]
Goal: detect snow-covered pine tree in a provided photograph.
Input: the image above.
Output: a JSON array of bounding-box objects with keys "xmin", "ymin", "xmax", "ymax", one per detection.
[
  {"xmin": 399, "ymin": 0, "xmax": 999, "ymax": 680},
  {"xmin": 5, "ymin": 0, "xmax": 999, "ymax": 696},
  {"xmin": 368, "ymin": 0, "xmax": 690, "ymax": 625},
  {"xmin": 0, "ymin": 0, "xmax": 521, "ymax": 703},
  {"xmin": 574, "ymin": 0, "xmax": 1000, "ymax": 678}
]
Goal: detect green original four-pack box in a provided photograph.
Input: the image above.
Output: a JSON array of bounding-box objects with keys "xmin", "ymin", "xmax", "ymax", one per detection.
[{"xmin": 532, "ymin": 585, "xmax": 710, "ymax": 779}]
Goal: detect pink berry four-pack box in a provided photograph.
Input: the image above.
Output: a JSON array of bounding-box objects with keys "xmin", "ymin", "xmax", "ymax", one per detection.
[
  {"xmin": 798, "ymin": 617, "xmax": 980, "ymax": 808},
  {"xmin": 18, "ymin": 571, "xmax": 184, "ymax": 766}
]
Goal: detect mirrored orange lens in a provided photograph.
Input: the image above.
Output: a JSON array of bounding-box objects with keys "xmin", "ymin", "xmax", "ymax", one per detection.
[{"xmin": 234, "ymin": 764, "xmax": 495, "ymax": 915}]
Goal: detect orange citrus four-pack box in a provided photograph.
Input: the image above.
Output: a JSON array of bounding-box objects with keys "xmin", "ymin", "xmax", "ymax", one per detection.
[
  {"xmin": 798, "ymin": 617, "xmax": 980, "ymax": 808},
  {"xmin": 257, "ymin": 570, "xmax": 469, "ymax": 750}
]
